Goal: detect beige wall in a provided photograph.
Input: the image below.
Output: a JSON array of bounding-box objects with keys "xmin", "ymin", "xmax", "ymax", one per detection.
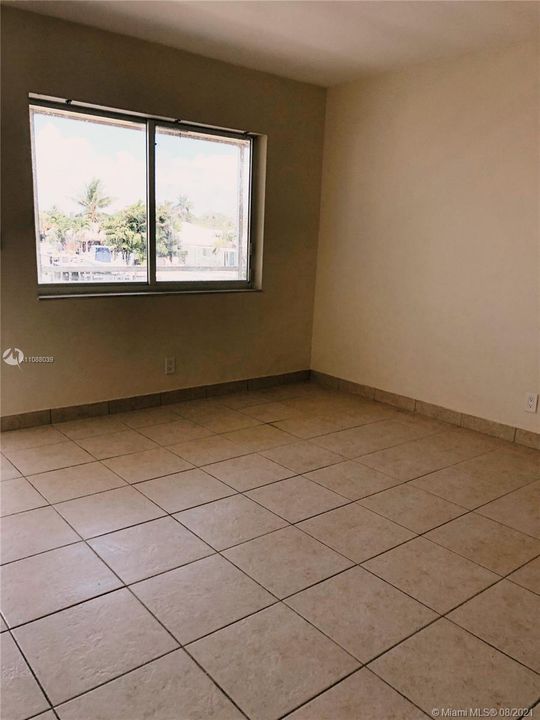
[
  {"xmin": 312, "ymin": 41, "xmax": 540, "ymax": 432},
  {"xmin": 0, "ymin": 8, "xmax": 325, "ymax": 415}
]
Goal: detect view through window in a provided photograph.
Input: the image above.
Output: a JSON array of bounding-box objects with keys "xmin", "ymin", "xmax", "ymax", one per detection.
[
  {"xmin": 30, "ymin": 103, "xmax": 253, "ymax": 289},
  {"xmin": 155, "ymin": 127, "xmax": 251, "ymax": 282}
]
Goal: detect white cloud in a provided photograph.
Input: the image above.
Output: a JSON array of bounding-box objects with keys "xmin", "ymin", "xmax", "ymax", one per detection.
[
  {"xmin": 34, "ymin": 123, "xmax": 146, "ymax": 213},
  {"xmin": 156, "ymin": 151, "xmax": 240, "ymax": 217},
  {"xmin": 34, "ymin": 122, "xmax": 244, "ymax": 219}
]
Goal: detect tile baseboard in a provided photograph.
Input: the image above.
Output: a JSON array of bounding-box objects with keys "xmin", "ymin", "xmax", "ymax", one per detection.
[
  {"xmin": 2, "ymin": 368, "xmax": 537, "ymax": 452},
  {"xmin": 0, "ymin": 370, "xmax": 310, "ymax": 432},
  {"xmin": 310, "ymin": 370, "xmax": 539, "ymax": 451},
  {"xmin": 514, "ymin": 428, "xmax": 540, "ymax": 451}
]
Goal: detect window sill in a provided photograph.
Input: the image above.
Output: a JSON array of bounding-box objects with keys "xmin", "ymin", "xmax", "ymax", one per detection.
[{"xmin": 38, "ymin": 287, "xmax": 262, "ymax": 300}]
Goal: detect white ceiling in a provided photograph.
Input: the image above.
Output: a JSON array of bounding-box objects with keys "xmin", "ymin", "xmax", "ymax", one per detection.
[{"xmin": 7, "ymin": 0, "xmax": 539, "ymax": 86}]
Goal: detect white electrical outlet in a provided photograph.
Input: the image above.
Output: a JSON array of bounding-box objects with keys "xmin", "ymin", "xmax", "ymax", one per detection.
[
  {"xmin": 164, "ymin": 357, "xmax": 176, "ymax": 375},
  {"xmin": 525, "ymin": 392, "xmax": 538, "ymax": 413}
]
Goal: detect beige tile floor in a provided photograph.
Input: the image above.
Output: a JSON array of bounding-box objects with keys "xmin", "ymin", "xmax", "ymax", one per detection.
[{"xmin": 0, "ymin": 382, "xmax": 539, "ymax": 720}]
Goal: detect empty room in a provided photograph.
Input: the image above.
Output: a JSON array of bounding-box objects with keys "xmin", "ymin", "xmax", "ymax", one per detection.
[{"xmin": 1, "ymin": 1, "xmax": 539, "ymax": 719}]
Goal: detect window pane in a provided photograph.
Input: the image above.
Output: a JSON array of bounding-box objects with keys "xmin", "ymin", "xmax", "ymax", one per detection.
[
  {"xmin": 30, "ymin": 107, "xmax": 147, "ymax": 284},
  {"xmin": 155, "ymin": 126, "xmax": 251, "ymax": 282}
]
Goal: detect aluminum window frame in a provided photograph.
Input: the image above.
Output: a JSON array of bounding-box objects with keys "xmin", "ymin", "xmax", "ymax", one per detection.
[{"xmin": 29, "ymin": 97, "xmax": 257, "ymax": 298}]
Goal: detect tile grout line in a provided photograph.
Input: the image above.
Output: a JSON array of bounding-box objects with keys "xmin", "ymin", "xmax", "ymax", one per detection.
[
  {"xmin": 42, "ymin": 431, "xmax": 376, "ymax": 715},
  {"xmin": 6, "ymin": 541, "xmax": 540, "ymax": 712},
  {"xmin": 171, "ymin": 473, "xmax": 540, "ymax": 699},
  {"xmin": 42, "ymin": 462, "xmax": 540, "ymax": 718},
  {"xmin": 20, "ymin": 433, "xmax": 383, "ymax": 716},
  {"xmin": 31, "ymin": 481, "xmax": 253, "ymax": 720},
  {"xmin": 52, "ymin": 646, "xmax": 186, "ymax": 714},
  {"xmin": 49, "ymin": 404, "xmax": 536, "ymax": 528},
  {"xmin": 3, "ymin": 376, "xmax": 538, "ymax": 448},
  {"xmin": 360, "ymin": 545, "xmax": 540, "ymax": 674},
  {"xmin": 368, "ymin": 624, "xmax": 540, "ymax": 719},
  {"xmin": 0, "ymin": 420, "xmax": 499, "ymax": 493},
  {"xmin": 353, "ymin": 483, "xmax": 540, "ymax": 607},
  {"xmin": 0, "ymin": 388, "xmax": 456, "ymax": 473},
  {"xmin": 1, "ymin": 388, "xmax": 518, "ymax": 482},
  {"xmin": 281, "ymin": 474, "xmax": 540, "ymax": 620},
  {"xmin": 264, "ymin": 423, "xmax": 500, "ymax": 720},
  {"xmin": 44, "ymin": 476, "xmax": 366, "ymax": 717},
  {"xmin": 3, "ymin": 456, "xmax": 72, "ymax": 714},
  {"xmin": 363, "ymin": 667, "xmax": 434, "ymax": 719},
  {"xmin": 7, "ymin": 472, "xmax": 539, "ymax": 629},
  {"xmin": 362, "ymin": 556, "xmax": 540, "ymax": 715},
  {"xmin": 443, "ymin": 616, "xmax": 540, "ymax": 676},
  {"xmin": 367, "ymin": 663, "xmax": 539, "ymax": 720},
  {"xmin": 3, "ymin": 464, "xmax": 226, "ymax": 712},
  {"xmin": 0, "ymin": 443, "xmax": 463, "ymax": 523},
  {"xmin": 2, "ymin": 388, "xmax": 539, "ymax": 718},
  {"xmin": 273, "ymin": 665, "xmax": 368, "ymax": 720},
  {"xmin": 173, "ymin": 646, "xmax": 252, "ymax": 720},
  {"xmin": 5, "ymin": 436, "xmax": 539, "ymax": 570},
  {"xmin": 5, "ymin": 449, "xmax": 539, "ymax": 574},
  {"xmin": 357, "ymin": 474, "xmax": 540, "ymax": 544},
  {"xmin": 282, "ymin": 664, "xmax": 435, "ymax": 720},
  {"xmin": 45, "ymin": 536, "xmax": 537, "ymax": 720},
  {"xmin": 6, "ymin": 627, "xmax": 56, "ymax": 717},
  {"xmin": 5, "ymin": 395, "xmax": 511, "ymax": 468},
  {"xmin": 103, "ymin": 464, "xmax": 375, "ymax": 673}
]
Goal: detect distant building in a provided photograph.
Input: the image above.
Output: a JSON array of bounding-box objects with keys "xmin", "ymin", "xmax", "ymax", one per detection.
[{"xmin": 176, "ymin": 222, "xmax": 238, "ymax": 269}]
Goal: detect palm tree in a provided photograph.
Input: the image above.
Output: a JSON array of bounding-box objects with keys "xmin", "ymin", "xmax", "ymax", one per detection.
[
  {"xmin": 76, "ymin": 178, "xmax": 112, "ymax": 222},
  {"xmin": 174, "ymin": 194, "xmax": 193, "ymax": 222}
]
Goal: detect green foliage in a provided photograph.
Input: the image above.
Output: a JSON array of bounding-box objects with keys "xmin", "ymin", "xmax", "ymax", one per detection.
[
  {"xmin": 156, "ymin": 201, "xmax": 183, "ymax": 261},
  {"xmin": 174, "ymin": 194, "xmax": 193, "ymax": 222},
  {"xmin": 38, "ymin": 179, "xmax": 199, "ymax": 265},
  {"xmin": 196, "ymin": 211, "xmax": 233, "ymax": 231},
  {"xmin": 40, "ymin": 206, "xmax": 87, "ymax": 247},
  {"xmin": 103, "ymin": 201, "xmax": 147, "ymax": 263},
  {"xmin": 214, "ymin": 228, "xmax": 236, "ymax": 248},
  {"xmin": 197, "ymin": 212, "xmax": 237, "ymax": 249},
  {"xmin": 75, "ymin": 178, "xmax": 112, "ymax": 222}
]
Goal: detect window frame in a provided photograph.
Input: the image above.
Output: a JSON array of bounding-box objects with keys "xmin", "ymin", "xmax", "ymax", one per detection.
[{"xmin": 29, "ymin": 97, "xmax": 258, "ymax": 298}]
